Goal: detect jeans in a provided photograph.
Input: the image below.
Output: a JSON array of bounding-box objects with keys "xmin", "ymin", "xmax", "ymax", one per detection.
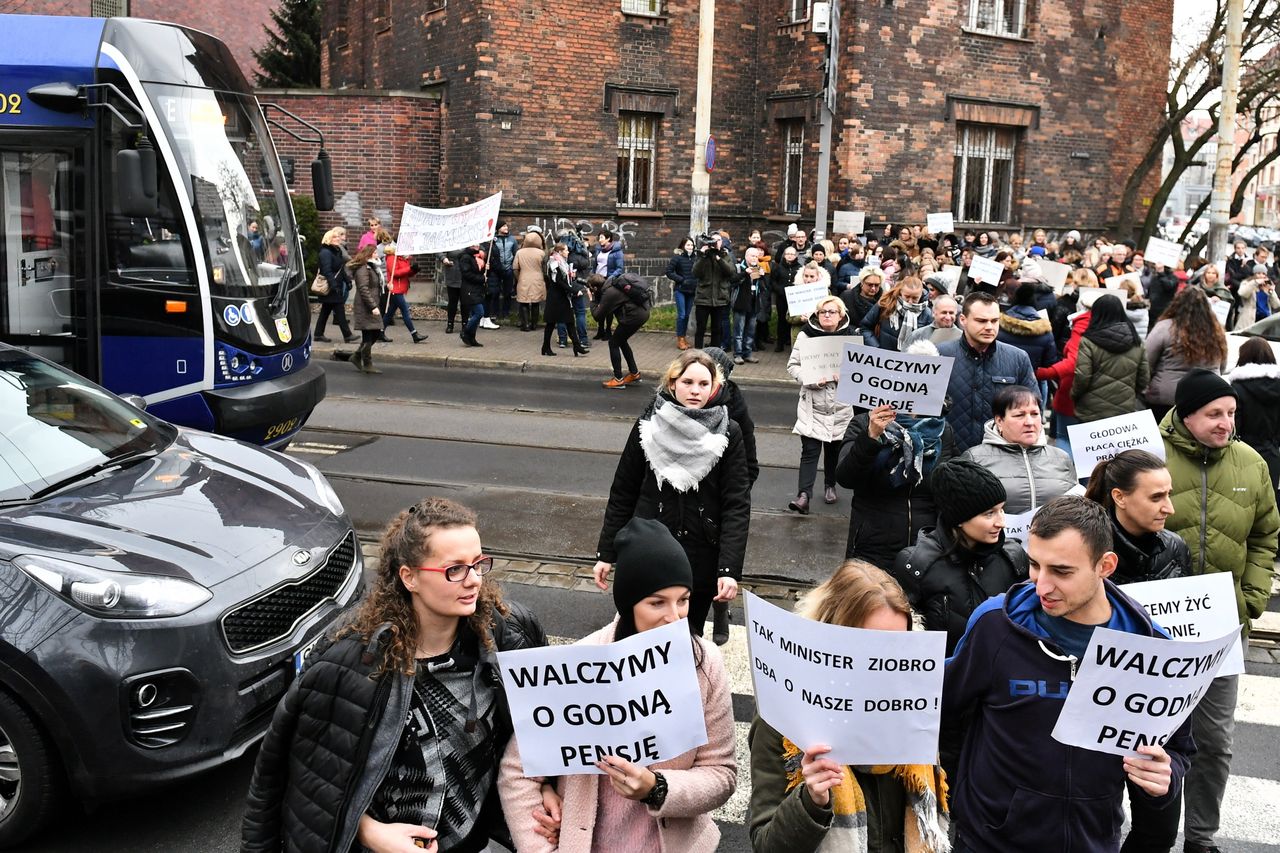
[
  {"xmin": 557, "ymin": 294, "xmax": 589, "ymax": 345},
  {"xmin": 732, "ymin": 310, "xmax": 756, "ymax": 358},
  {"xmin": 1184, "ymin": 674, "xmax": 1238, "ymax": 845},
  {"xmin": 674, "ymin": 290, "xmax": 694, "ymax": 337},
  {"xmin": 1053, "ymin": 411, "xmax": 1079, "ymax": 455},
  {"xmin": 462, "ymin": 301, "xmax": 485, "ymax": 339},
  {"xmin": 694, "ymin": 305, "xmax": 727, "ymax": 348},
  {"xmin": 382, "ymin": 292, "xmax": 417, "ymax": 334},
  {"xmin": 798, "ymin": 435, "xmax": 840, "ymax": 496},
  {"xmin": 609, "ymin": 322, "xmax": 642, "ymax": 378},
  {"xmin": 314, "ymin": 302, "xmax": 352, "ymax": 338}
]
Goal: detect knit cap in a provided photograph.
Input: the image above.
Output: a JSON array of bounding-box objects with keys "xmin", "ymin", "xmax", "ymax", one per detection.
[
  {"xmin": 701, "ymin": 346, "xmax": 735, "ymax": 379},
  {"xmin": 612, "ymin": 518, "xmax": 693, "ymax": 639},
  {"xmin": 930, "ymin": 459, "xmax": 1007, "ymax": 529},
  {"xmin": 1175, "ymin": 368, "xmax": 1237, "ymax": 420}
]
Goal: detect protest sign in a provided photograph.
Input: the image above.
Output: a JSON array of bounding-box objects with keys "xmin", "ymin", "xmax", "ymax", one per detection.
[
  {"xmin": 786, "ymin": 281, "xmax": 831, "ymax": 320},
  {"xmin": 1003, "ymin": 507, "xmax": 1041, "ymax": 543},
  {"xmin": 1211, "ymin": 298, "xmax": 1232, "ymax": 327},
  {"xmin": 395, "ymin": 192, "xmax": 503, "ymax": 255},
  {"xmin": 934, "ymin": 265, "xmax": 963, "ymax": 292},
  {"xmin": 794, "ymin": 334, "xmax": 855, "ymax": 385},
  {"xmin": 1103, "ymin": 271, "xmax": 1142, "ymax": 291},
  {"xmin": 497, "ymin": 620, "xmax": 707, "ymax": 776},
  {"xmin": 968, "ymin": 254, "xmax": 1005, "ymax": 286},
  {"xmin": 1122, "ymin": 573, "xmax": 1245, "ymax": 677},
  {"xmin": 745, "ymin": 592, "xmax": 945, "ymax": 765},
  {"xmin": 836, "ymin": 343, "xmax": 954, "ymax": 415},
  {"xmin": 1144, "ymin": 236, "xmax": 1183, "ymax": 269},
  {"xmin": 1077, "ymin": 287, "xmax": 1111, "ymax": 309},
  {"xmin": 833, "ymin": 210, "xmax": 866, "ymax": 236},
  {"xmin": 1051, "ymin": 626, "xmax": 1237, "ymax": 757},
  {"xmin": 1066, "ymin": 410, "xmax": 1164, "ymax": 478},
  {"xmin": 1040, "ymin": 259, "xmax": 1072, "ymax": 294},
  {"xmin": 926, "ymin": 211, "xmax": 955, "ymax": 235}
]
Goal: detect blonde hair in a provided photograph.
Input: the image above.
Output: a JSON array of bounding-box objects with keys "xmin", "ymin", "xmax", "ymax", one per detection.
[
  {"xmin": 815, "ymin": 295, "xmax": 846, "ymax": 318},
  {"xmin": 1069, "ymin": 267, "xmax": 1100, "ymax": 289},
  {"xmin": 797, "ymin": 560, "xmax": 911, "ymax": 628},
  {"xmin": 661, "ymin": 350, "xmax": 724, "ymax": 393},
  {"xmin": 321, "ymin": 227, "xmax": 346, "ymax": 246}
]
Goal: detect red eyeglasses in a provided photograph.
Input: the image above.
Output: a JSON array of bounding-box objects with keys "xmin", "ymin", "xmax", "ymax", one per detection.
[{"xmin": 410, "ymin": 556, "xmax": 494, "ymax": 582}]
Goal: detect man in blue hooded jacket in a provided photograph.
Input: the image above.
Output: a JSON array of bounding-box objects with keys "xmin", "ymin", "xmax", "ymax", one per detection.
[{"xmin": 943, "ymin": 495, "xmax": 1194, "ymax": 852}]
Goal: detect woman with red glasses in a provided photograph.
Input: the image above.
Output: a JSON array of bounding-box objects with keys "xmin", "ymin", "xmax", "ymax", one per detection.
[{"xmin": 242, "ymin": 497, "xmax": 546, "ymax": 853}]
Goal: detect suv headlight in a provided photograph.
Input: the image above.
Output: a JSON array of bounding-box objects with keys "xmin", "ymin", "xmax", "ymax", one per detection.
[
  {"xmin": 14, "ymin": 555, "xmax": 212, "ymax": 618},
  {"xmin": 306, "ymin": 465, "xmax": 345, "ymax": 516}
]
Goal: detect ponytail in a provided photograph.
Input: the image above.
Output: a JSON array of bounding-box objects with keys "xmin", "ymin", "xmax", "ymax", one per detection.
[{"xmin": 1083, "ymin": 450, "xmax": 1167, "ymax": 512}]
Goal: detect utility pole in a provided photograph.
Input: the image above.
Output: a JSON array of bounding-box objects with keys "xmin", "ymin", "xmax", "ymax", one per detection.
[
  {"xmin": 813, "ymin": 1, "xmax": 840, "ymax": 240},
  {"xmin": 1208, "ymin": 0, "xmax": 1244, "ymax": 264},
  {"xmin": 689, "ymin": 0, "xmax": 715, "ymax": 237}
]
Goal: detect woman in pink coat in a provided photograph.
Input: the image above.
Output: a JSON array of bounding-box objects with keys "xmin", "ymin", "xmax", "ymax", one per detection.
[{"xmin": 499, "ymin": 517, "xmax": 736, "ymax": 852}]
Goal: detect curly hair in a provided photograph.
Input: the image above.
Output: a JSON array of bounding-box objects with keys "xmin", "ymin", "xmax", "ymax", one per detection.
[
  {"xmin": 337, "ymin": 497, "xmax": 508, "ymax": 677},
  {"xmin": 1159, "ymin": 286, "xmax": 1228, "ymax": 368}
]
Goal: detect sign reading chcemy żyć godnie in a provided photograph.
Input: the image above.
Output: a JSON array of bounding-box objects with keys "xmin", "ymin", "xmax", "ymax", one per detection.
[
  {"xmin": 497, "ymin": 619, "xmax": 707, "ymax": 777},
  {"xmin": 745, "ymin": 592, "xmax": 946, "ymax": 765},
  {"xmin": 1121, "ymin": 573, "xmax": 1245, "ymax": 677},
  {"xmin": 836, "ymin": 343, "xmax": 954, "ymax": 415}
]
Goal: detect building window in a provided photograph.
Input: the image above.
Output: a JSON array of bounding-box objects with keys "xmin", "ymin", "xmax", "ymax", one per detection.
[
  {"xmin": 621, "ymin": 0, "xmax": 663, "ymax": 13},
  {"xmin": 334, "ymin": 0, "xmax": 349, "ymax": 47},
  {"xmin": 952, "ymin": 124, "xmax": 1017, "ymax": 224},
  {"xmin": 617, "ymin": 112, "xmax": 657, "ymax": 208},
  {"xmin": 782, "ymin": 120, "xmax": 805, "ymax": 215},
  {"xmin": 787, "ymin": 0, "xmax": 813, "ymax": 23},
  {"xmin": 968, "ymin": 0, "xmax": 1027, "ymax": 38}
]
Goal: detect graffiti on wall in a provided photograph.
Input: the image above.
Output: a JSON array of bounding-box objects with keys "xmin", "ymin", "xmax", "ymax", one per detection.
[{"xmin": 521, "ymin": 216, "xmax": 640, "ymax": 244}]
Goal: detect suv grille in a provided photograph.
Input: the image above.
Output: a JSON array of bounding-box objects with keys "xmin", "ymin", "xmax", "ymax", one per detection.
[{"xmin": 222, "ymin": 532, "xmax": 357, "ymax": 654}]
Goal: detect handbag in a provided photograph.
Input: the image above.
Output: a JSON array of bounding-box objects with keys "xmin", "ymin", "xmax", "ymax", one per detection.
[{"xmin": 310, "ymin": 274, "xmax": 330, "ymax": 297}]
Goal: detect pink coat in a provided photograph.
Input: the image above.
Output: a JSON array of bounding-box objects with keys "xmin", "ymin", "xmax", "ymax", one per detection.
[{"xmin": 498, "ymin": 619, "xmax": 736, "ymax": 853}]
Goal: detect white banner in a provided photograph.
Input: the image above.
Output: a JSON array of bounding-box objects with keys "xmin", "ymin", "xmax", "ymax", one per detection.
[
  {"xmin": 926, "ymin": 211, "xmax": 955, "ymax": 235},
  {"xmin": 786, "ymin": 281, "xmax": 832, "ymax": 320},
  {"xmin": 836, "ymin": 343, "xmax": 954, "ymax": 415},
  {"xmin": 745, "ymin": 592, "xmax": 945, "ymax": 765},
  {"xmin": 1144, "ymin": 236, "xmax": 1183, "ymax": 269},
  {"xmin": 497, "ymin": 620, "xmax": 707, "ymax": 777},
  {"xmin": 1066, "ymin": 410, "xmax": 1164, "ymax": 478},
  {"xmin": 394, "ymin": 192, "xmax": 503, "ymax": 255},
  {"xmin": 833, "ymin": 210, "xmax": 866, "ymax": 236},
  {"xmin": 1121, "ymin": 573, "xmax": 1245, "ymax": 677},
  {"xmin": 794, "ymin": 334, "xmax": 855, "ymax": 385},
  {"xmin": 1051, "ymin": 626, "xmax": 1236, "ymax": 757},
  {"xmin": 1040, "ymin": 259, "xmax": 1072, "ymax": 294},
  {"xmin": 1104, "ymin": 271, "xmax": 1142, "ymax": 291},
  {"xmin": 968, "ymin": 254, "xmax": 1005, "ymax": 286},
  {"xmin": 934, "ymin": 265, "xmax": 963, "ymax": 292}
]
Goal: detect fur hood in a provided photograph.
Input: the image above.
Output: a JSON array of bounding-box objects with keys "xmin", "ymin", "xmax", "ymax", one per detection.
[
  {"xmin": 1228, "ymin": 361, "xmax": 1280, "ymax": 383},
  {"xmin": 999, "ymin": 309, "xmax": 1052, "ymax": 337}
]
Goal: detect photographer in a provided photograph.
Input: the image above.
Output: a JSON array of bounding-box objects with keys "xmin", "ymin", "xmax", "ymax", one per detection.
[{"xmin": 693, "ymin": 233, "xmax": 735, "ymax": 349}]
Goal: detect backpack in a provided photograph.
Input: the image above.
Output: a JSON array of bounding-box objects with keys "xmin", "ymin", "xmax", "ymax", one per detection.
[{"xmin": 611, "ymin": 272, "xmax": 652, "ymax": 308}]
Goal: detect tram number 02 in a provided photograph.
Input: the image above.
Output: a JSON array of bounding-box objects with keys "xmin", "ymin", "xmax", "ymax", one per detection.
[
  {"xmin": 0, "ymin": 94, "xmax": 22, "ymax": 115},
  {"xmin": 263, "ymin": 417, "xmax": 299, "ymax": 442}
]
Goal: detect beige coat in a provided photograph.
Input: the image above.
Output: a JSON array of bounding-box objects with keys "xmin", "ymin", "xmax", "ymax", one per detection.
[
  {"xmin": 787, "ymin": 317, "xmax": 857, "ymax": 442},
  {"xmin": 515, "ymin": 244, "xmax": 547, "ymax": 303}
]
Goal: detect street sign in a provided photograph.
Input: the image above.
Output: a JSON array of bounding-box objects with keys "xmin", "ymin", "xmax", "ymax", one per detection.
[{"xmin": 705, "ymin": 135, "xmax": 717, "ymax": 172}]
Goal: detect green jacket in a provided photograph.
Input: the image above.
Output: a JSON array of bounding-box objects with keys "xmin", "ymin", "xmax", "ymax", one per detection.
[
  {"xmin": 1071, "ymin": 332, "xmax": 1150, "ymax": 422},
  {"xmin": 1160, "ymin": 409, "xmax": 1279, "ymax": 634}
]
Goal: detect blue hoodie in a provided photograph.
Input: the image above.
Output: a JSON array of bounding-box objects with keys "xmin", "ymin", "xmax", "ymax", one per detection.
[{"xmin": 943, "ymin": 580, "xmax": 1194, "ymax": 852}]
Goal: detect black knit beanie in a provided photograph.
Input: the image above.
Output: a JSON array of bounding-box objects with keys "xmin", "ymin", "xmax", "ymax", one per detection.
[
  {"xmin": 702, "ymin": 346, "xmax": 735, "ymax": 378},
  {"xmin": 1175, "ymin": 368, "xmax": 1237, "ymax": 420},
  {"xmin": 930, "ymin": 459, "xmax": 1007, "ymax": 529},
  {"xmin": 612, "ymin": 517, "xmax": 693, "ymax": 640}
]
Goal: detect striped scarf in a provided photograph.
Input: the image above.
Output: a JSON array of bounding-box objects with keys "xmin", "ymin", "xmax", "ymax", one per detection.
[{"xmin": 638, "ymin": 395, "xmax": 730, "ymax": 492}]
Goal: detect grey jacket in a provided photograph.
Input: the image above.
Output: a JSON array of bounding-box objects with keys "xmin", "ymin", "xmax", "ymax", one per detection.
[
  {"xmin": 1144, "ymin": 319, "xmax": 1225, "ymax": 408},
  {"xmin": 960, "ymin": 420, "xmax": 1079, "ymax": 515}
]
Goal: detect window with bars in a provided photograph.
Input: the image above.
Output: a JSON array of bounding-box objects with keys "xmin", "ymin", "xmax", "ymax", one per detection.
[
  {"xmin": 617, "ymin": 113, "xmax": 657, "ymax": 208},
  {"xmin": 621, "ymin": 0, "xmax": 663, "ymax": 13},
  {"xmin": 952, "ymin": 124, "xmax": 1018, "ymax": 224},
  {"xmin": 787, "ymin": 0, "xmax": 813, "ymax": 23},
  {"xmin": 968, "ymin": 0, "xmax": 1027, "ymax": 38},
  {"xmin": 782, "ymin": 120, "xmax": 805, "ymax": 215}
]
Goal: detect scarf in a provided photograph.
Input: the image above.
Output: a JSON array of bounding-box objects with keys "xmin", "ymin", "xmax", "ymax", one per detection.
[
  {"xmin": 781, "ymin": 737, "xmax": 950, "ymax": 853},
  {"xmin": 890, "ymin": 298, "xmax": 928, "ymax": 350},
  {"xmin": 638, "ymin": 395, "xmax": 729, "ymax": 492},
  {"xmin": 880, "ymin": 414, "xmax": 947, "ymax": 488}
]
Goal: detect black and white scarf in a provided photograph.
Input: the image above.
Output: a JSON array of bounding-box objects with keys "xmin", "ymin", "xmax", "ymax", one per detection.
[{"xmin": 638, "ymin": 395, "xmax": 730, "ymax": 492}]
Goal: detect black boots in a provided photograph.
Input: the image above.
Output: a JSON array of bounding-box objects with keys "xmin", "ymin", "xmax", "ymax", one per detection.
[
  {"xmin": 712, "ymin": 601, "xmax": 730, "ymax": 646},
  {"xmin": 412, "ymin": 331, "xmax": 427, "ymax": 343},
  {"xmin": 446, "ymin": 321, "xmax": 455, "ymax": 334}
]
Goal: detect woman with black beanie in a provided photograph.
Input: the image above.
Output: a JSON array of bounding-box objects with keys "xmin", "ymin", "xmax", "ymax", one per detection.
[{"xmin": 1072, "ymin": 293, "xmax": 1150, "ymax": 423}]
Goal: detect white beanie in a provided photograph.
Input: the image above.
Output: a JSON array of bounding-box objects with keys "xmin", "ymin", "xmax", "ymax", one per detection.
[
  {"xmin": 1066, "ymin": 229, "xmax": 1081, "ymax": 242},
  {"xmin": 787, "ymin": 223, "xmax": 799, "ymax": 236}
]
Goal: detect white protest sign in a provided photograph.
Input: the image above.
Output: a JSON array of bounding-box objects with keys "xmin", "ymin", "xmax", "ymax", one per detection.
[
  {"xmin": 497, "ymin": 619, "xmax": 707, "ymax": 777},
  {"xmin": 934, "ymin": 265, "xmax": 963, "ymax": 292},
  {"xmin": 745, "ymin": 592, "xmax": 945, "ymax": 765},
  {"xmin": 1211, "ymin": 298, "xmax": 1232, "ymax": 327},
  {"xmin": 1003, "ymin": 506, "xmax": 1041, "ymax": 543},
  {"xmin": 394, "ymin": 192, "xmax": 503, "ymax": 255},
  {"xmin": 926, "ymin": 211, "xmax": 955, "ymax": 235},
  {"xmin": 968, "ymin": 254, "xmax": 1005, "ymax": 286},
  {"xmin": 1051, "ymin": 626, "xmax": 1237, "ymax": 757},
  {"xmin": 836, "ymin": 343, "xmax": 954, "ymax": 415},
  {"xmin": 786, "ymin": 281, "xmax": 831, "ymax": 320},
  {"xmin": 1077, "ymin": 286, "xmax": 1112, "ymax": 309},
  {"xmin": 1122, "ymin": 573, "xmax": 1245, "ymax": 677},
  {"xmin": 1066, "ymin": 410, "xmax": 1164, "ymax": 478},
  {"xmin": 1040, "ymin": 259, "xmax": 1072, "ymax": 294},
  {"xmin": 794, "ymin": 334, "xmax": 855, "ymax": 386},
  {"xmin": 1144, "ymin": 236, "xmax": 1183, "ymax": 269},
  {"xmin": 833, "ymin": 210, "xmax": 866, "ymax": 236},
  {"xmin": 1104, "ymin": 271, "xmax": 1142, "ymax": 291}
]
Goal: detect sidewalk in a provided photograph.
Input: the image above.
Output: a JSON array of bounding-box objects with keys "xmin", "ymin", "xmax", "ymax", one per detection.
[{"xmin": 311, "ymin": 314, "xmax": 797, "ymax": 389}]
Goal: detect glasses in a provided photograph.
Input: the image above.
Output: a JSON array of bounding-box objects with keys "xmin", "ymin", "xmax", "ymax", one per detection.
[
  {"xmin": 818, "ymin": 309, "xmax": 841, "ymax": 316},
  {"xmin": 411, "ymin": 556, "xmax": 494, "ymax": 582}
]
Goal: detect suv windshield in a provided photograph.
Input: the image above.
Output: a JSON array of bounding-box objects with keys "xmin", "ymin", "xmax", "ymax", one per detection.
[
  {"xmin": 145, "ymin": 83, "xmax": 301, "ymax": 302},
  {"xmin": 0, "ymin": 349, "xmax": 174, "ymax": 501}
]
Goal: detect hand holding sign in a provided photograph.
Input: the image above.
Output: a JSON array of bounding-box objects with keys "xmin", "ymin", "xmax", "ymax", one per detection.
[
  {"xmin": 837, "ymin": 344, "xmax": 955, "ymax": 416},
  {"xmin": 968, "ymin": 254, "xmax": 1005, "ymax": 286}
]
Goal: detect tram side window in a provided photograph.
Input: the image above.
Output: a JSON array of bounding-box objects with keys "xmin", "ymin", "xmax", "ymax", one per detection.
[{"xmin": 104, "ymin": 132, "xmax": 196, "ymax": 292}]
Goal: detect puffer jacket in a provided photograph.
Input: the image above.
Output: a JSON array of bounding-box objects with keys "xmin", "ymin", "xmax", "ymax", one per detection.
[
  {"xmin": 959, "ymin": 421, "xmax": 1079, "ymax": 514},
  {"xmin": 997, "ymin": 305, "xmax": 1057, "ymax": 369},
  {"xmin": 1144, "ymin": 319, "xmax": 1225, "ymax": 408},
  {"xmin": 1109, "ymin": 513, "xmax": 1191, "ymax": 586},
  {"xmin": 1228, "ymin": 361, "xmax": 1280, "ymax": 489},
  {"xmin": 1125, "ymin": 298, "xmax": 1151, "ymax": 339},
  {"xmin": 591, "ymin": 275, "xmax": 651, "ymax": 328},
  {"xmin": 892, "ymin": 525, "xmax": 1028, "ymax": 654},
  {"xmin": 666, "ymin": 249, "xmax": 699, "ymax": 295},
  {"xmin": 241, "ymin": 604, "xmax": 547, "ymax": 853},
  {"xmin": 1037, "ymin": 311, "xmax": 1091, "ymax": 419},
  {"xmin": 350, "ymin": 263, "xmax": 383, "ymax": 332},
  {"xmin": 1071, "ymin": 325, "xmax": 1150, "ymax": 422},
  {"xmin": 1160, "ymin": 408, "xmax": 1280, "ymax": 634},
  {"xmin": 787, "ymin": 315, "xmax": 857, "ymax": 442},
  {"xmin": 693, "ymin": 253, "xmax": 735, "ymax": 307},
  {"xmin": 936, "ymin": 336, "xmax": 1038, "ymax": 451}
]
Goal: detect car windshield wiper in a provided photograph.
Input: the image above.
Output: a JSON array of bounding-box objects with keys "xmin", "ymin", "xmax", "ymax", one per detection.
[{"xmin": 19, "ymin": 448, "xmax": 160, "ymax": 503}]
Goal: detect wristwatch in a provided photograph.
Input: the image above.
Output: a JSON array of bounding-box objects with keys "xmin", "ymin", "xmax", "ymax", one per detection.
[{"xmin": 641, "ymin": 770, "xmax": 668, "ymax": 808}]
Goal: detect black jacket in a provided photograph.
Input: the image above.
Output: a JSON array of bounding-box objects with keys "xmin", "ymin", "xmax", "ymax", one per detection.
[
  {"xmin": 665, "ymin": 250, "xmax": 699, "ymax": 295},
  {"xmin": 770, "ymin": 257, "xmax": 803, "ymax": 296},
  {"xmin": 1228, "ymin": 362, "xmax": 1280, "ymax": 490},
  {"xmin": 1110, "ymin": 516, "xmax": 1191, "ymax": 586},
  {"xmin": 1146, "ymin": 267, "xmax": 1179, "ymax": 326},
  {"xmin": 840, "ymin": 287, "xmax": 879, "ymax": 333},
  {"xmin": 459, "ymin": 247, "xmax": 487, "ymax": 305},
  {"xmin": 316, "ymin": 244, "xmax": 351, "ymax": 304},
  {"xmin": 894, "ymin": 526, "xmax": 1028, "ymax": 654},
  {"xmin": 733, "ymin": 266, "xmax": 764, "ymax": 315},
  {"xmin": 241, "ymin": 604, "xmax": 546, "ymax": 853}
]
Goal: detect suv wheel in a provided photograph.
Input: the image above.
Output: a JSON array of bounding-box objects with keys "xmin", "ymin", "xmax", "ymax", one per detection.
[{"xmin": 0, "ymin": 691, "xmax": 62, "ymax": 848}]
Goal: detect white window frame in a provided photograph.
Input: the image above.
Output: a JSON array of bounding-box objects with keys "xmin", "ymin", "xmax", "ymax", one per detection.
[
  {"xmin": 621, "ymin": 0, "xmax": 663, "ymax": 15},
  {"xmin": 968, "ymin": 0, "xmax": 1027, "ymax": 38},
  {"xmin": 787, "ymin": 0, "xmax": 812, "ymax": 24},
  {"xmin": 617, "ymin": 112, "xmax": 657, "ymax": 209},
  {"xmin": 953, "ymin": 124, "xmax": 1017, "ymax": 225},
  {"xmin": 782, "ymin": 120, "xmax": 805, "ymax": 215}
]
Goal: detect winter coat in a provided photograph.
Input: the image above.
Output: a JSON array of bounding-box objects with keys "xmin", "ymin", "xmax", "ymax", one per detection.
[
  {"xmin": 591, "ymin": 277, "xmax": 650, "ymax": 328},
  {"xmin": 733, "ymin": 265, "xmax": 765, "ymax": 315},
  {"xmin": 488, "ymin": 233, "xmax": 518, "ymax": 274},
  {"xmin": 1233, "ymin": 278, "xmax": 1280, "ymax": 330},
  {"xmin": 387, "ymin": 255, "xmax": 418, "ymax": 296},
  {"xmin": 943, "ymin": 582, "xmax": 1194, "ymax": 852},
  {"xmin": 513, "ymin": 246, "xmax": 547, "ymax": 303},
  {"xmin": 441, "ymin": 248, "xmax": 465, "ymax": 289},
  {"xmin": 1160, "ymin": 408, "xmax": 1280, "ymax": 633},
  {"xmin": 1037, "ymin": 311, "xmax": 1091, "ymax": 419},
  {"xmin": 499, "ymin": 620, "xmax": 735, "ymax": 853},
  {"xmin": 997, "ymin": 305, "xmax": 1057, "ymax": 370},
  {"xmin": 666, "ymin": 250, "xmax": 699, "ymax": 295},
  {"xmin": 960, "ymin": 421, "xmax": 1079, "ymax": 515},
  {"xmin": 840, "ymin": 287, "xmax": 880, "ymax": 332},
  {"xmin": 459, "ymin": 247, "xmax": 488, "ymax": 305},
  {"xmin": 836, "ymin": 412, "xmax": 958, "ymax": 570},
  {"xmin": 787, "ymin": 315, "xmax": 857, "ymax": 442},
  {"xmin": 350, "ymin": 263, "xmax": 383, "ymax": 332},
  {"xmin": 1146, "ymin": 268, "xmax": 1179, "ymax": 327},
  {"xmin": 1071, "ymin": 328, "xmax": 1150, "ymax": 422},
  {"xmin": 596, "ymin": 396, "xmax": 751, "ymax": 579},
  {"xmin": 1109, "ymin": 515, "xmax": 1190, "ymax": 586},
  {"xmin": 1125, "ymin": 299, "xmax": 1150, "ymax": 339},
  {"xmin": 893, "ymin": 525, "xmax": 1028, "ymax": 654},
  {"xmin": 935, "ymin": 336, "xmax": 1038, "ymax": 451},
  {"xmin": 598, "ymin": 241, "xmax": 625, "ymax": 277},
  {"xmin": 543, "ymin": 259, "xmax": 579, "ymax": 325},
  {"xmin": 1144, "ymin": 319, "xmax": 1225, "ymax": 408},
  {"xmin": 1228, "ymin": 361, "xmax": 1280, "ymax": 489},
  {"xmin": 240, "ymin": 605, "xmax": 547, "ymax": 853},
  {"xmin": 316, "ymin": 243, "xmax": 351, "ymax": 304},
  {"xmin": 693, "ymin": 253, "xmax": 736, "ymax": 307},
  {"xmin": 770, "ymin": 257, "xmax": 803, "ymax": 297},
  {"xmin": 860, "ymin": 300, "xmax": 933, "ymax": 350}
]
